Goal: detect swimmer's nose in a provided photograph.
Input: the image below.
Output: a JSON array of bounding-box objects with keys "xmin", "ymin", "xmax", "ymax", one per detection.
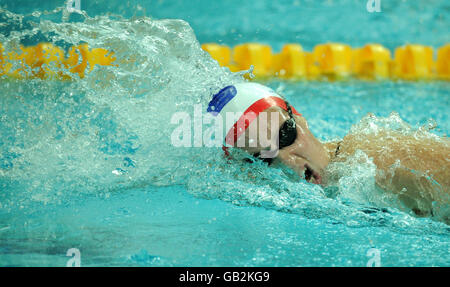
[{"xmin": 291, "ymin": 127, "xmax": 330, "ymax": 183}]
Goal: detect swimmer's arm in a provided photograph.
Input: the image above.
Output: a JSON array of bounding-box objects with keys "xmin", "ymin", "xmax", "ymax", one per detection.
[
  {"xmin": 325, "ymin": 132, "xmax": 449, "ymax": 215},
  {"xmin": 336, "ymin": 132, "xmax": 449, "ymax": 185}
]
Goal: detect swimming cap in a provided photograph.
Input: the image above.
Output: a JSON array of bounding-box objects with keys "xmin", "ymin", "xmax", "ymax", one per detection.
[{"xmin": 207, "ymin": 82, "xmax": 301, "ymax": 147}]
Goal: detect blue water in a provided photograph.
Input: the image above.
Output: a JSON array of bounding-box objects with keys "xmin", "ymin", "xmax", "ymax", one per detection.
[
  {"xmin": 2, "ymin": 185, "xmax": 449, "ymax": 267},
  {"xmin": 2, "ymin": 0, "xmax": 449, "ymax": 51},
  {"xmin": 0, "ymin": 0, "xmax": 449, "ymax": 266}
]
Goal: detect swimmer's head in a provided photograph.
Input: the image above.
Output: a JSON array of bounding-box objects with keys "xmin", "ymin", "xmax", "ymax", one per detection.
[
  {"xmin": 207, "ymin": 83, "xmax": 330, "ymax": 184},
  {"xmin": 241, "ymin": 104, "xmax": 330, "ymax": 184}
]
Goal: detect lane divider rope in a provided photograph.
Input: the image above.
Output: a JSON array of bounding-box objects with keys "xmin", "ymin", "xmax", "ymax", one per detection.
[
  {"xmin": 201, "ymin": 42, "xmax": 450, "ymax": 81},
  {"xmin": 0, "ymin": 42, "xmax": 448, "ymax": 81}
]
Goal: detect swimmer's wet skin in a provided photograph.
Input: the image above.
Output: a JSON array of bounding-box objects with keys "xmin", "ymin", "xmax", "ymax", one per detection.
[
  {"xmin": 208, "ymin": 83, "xmax": 449, "ymax": 222},
  {"xmin": 324, "ymin": 130, "xmax": 450, "ymax": 220}
]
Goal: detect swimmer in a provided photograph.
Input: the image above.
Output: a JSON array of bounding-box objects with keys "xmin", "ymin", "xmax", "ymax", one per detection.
[{"xmin": 208, "ymin": 82, "xmax": 449, "ymax": 220}]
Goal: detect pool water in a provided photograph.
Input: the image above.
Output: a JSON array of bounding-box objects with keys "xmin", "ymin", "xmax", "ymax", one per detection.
[{"xmin": 0, "ymin": 0, "xmax": 449, "ymax": 266}]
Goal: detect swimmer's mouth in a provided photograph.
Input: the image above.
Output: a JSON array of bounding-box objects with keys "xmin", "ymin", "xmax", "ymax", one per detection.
[{"xmin": 304, "ymin": 164, "xmax": 322, "ymax": 185}]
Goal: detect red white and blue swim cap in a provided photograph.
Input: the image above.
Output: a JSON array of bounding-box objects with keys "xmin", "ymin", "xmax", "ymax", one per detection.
[{"xmin": 207, "ymin": 82, "xmax": 301, "ymax": 147}]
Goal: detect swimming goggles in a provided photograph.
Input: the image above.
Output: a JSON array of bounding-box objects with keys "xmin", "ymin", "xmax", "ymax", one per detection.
[
  {"xmin": 278, "ymin": 100, "xmax": 297, "ymax": 149},
  {"xmin": 253, "ymin": 100, "xmax": 297, "ymax": 164}
]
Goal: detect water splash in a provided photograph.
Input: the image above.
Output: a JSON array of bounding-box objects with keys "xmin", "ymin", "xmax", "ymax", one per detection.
[
  {"xmin": 0, "ymin": 8, "xmax": 241, "ymax": 201},
  {"xmin": 0, "ymin": 7, "xmax": 448, "ymax": 237}
]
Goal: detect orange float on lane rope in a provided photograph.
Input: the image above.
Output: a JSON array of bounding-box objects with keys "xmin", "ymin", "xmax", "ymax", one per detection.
[
  {"xmin": 65, "ymin": 44, "xmax": 117, "ymax": 78},
  {"xmin": 65, "ymin": 43, "xmax": 90, "ymax": 78},
  {"xmin": 87, "ymin": 47, "xmax": 117, "ymax": 72},
  {"xmin": 0, "ymin": 43, "xmax": 6, "ymax": 76},
  {"xmin": 0, "ymin": 43, "xmax": 116, "ymax": 80}
]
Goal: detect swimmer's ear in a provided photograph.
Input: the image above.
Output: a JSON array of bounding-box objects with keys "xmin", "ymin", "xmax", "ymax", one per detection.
[
  {"xmin": 243, "ymin": 157, "xmax": 256, "ymax": 164},
  {"xmin": 249, "ymin": 152, "xmax": 274, "ymax": 165}
]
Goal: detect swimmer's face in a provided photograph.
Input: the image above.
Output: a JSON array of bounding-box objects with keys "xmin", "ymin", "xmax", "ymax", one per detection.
[
  {"xmin": 242, "ymin": 107, "xmax": 330, "ymax": 184},
  {"xmin": 276, "ymin": 113, "xmax": 330, "ymax": 184}
]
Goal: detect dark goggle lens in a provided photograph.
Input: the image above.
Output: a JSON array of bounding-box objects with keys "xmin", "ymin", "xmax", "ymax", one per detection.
[
  {"xmin": 278, "ymin": 100, "xmax": 297, "ymax": 149},
  {"xmin": 278, "ymin": 118, "xmax": 297, "ymax": 149},
  {"xmin": 251, "ymin": 100, "xmax": 297, "ymax": 165}
]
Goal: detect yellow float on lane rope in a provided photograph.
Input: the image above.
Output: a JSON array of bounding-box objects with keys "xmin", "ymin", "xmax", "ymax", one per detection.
[
  {"xmin": 353, "ymin": 44, "xmax": 391, "ymax": 79},
  {"xmin": 304, "ymin": 51, "xmax": 321, "ymax": 80},
  {"xmin": 200, "ymin": 42, "xmax": 448, "ymax": 81},
  {"xmin": 232, "ymin": 43, "xmax": 273, "ymax": 78},
  {"xmin": 436, "ymin": 44, "xmax": 450, "ymax": 80},
  {"xmin": 1, "ymin": 41, "xmax": 449, "ymax": 81},
  {"xmin": 273, "ymin": 44, "xmax": 306, "ymax": 79},
  {"xmin": 393, "ymin": 44, "xmax": 434, "ymax": 80},
  {"xmin": 313, "ymin": 43, "xmax": 352, "ymax": 79},
  {"xmin": 201, "ymin": 43, "xmax": 231, "ymax": 67}
]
